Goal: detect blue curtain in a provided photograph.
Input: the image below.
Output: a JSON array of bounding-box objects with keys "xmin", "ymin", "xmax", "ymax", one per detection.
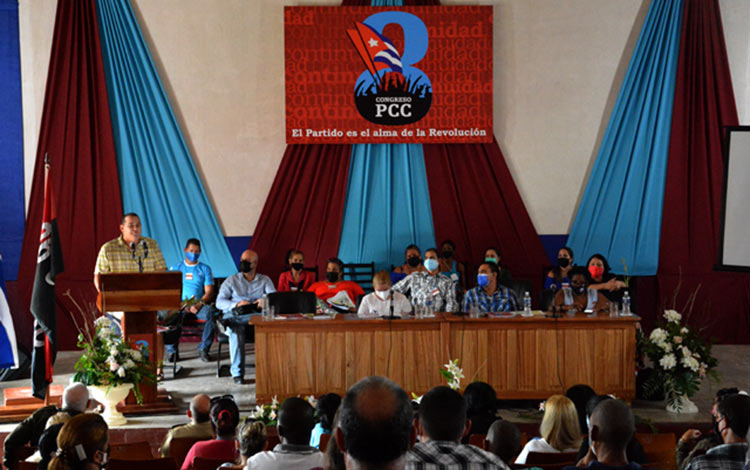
[
  {"xmin": 567, "ymin": 0, "xmax": 683, "ymax": 276},
  {"xmin": 95, "ymin": 0, "xmax": 235, "ymax": 277},
  {"xmin": 338, "ymin": 144, "xmax": 436, "ymax": 270},
  {"xmin": 0, "ymin": 0, "xmax": 25, "ymax": 281}
]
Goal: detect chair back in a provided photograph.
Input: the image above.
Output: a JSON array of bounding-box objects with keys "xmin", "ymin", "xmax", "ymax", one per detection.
[
  {"xmin": 303, "ymin": 266, "xmax": 319, "ymax": 281},
  {"xmin": 109, "ymin": 458, "xmax": 178, "ymax": 470},
  {"xmin": 168, "ymin": 436, "xmax": 206, "ymax": 468},
  {"xmin": 194, "ymin": 456, "xmax": 230, "ymax": 470},
  {"xmin": 15, "ymin": 462, "xmax": 37, "ymax": 470},
  {"xmin": 502, "ymin": 279, "xmax": 533, "ymax": 307},
  {"xmin": 342, "ymin": 262, "xmax": 375, "ymax": 292},
  {"xmin": 110, "ymin": 440, "xmax": 153, "ymax": 460},
  {"xmin": 319, "ymin": 433, "xmax": 332, "ymax": 451},
  {"xmin": 636, "ymin": 432, "xmax": 677, "ymax": 470},
  {"xmin": 540, "ymin": 288, "xmax": 556, "ymax": 311},
  {"xmin": 525, "ymin": 451, "xmax": 578, "ymax": 465},
  {"xmin": 267, "ymin": 291, "xmax": 317, "ymax": 314}
]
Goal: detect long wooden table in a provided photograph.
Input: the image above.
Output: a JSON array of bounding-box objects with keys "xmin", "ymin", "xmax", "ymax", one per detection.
[{"xmin": 250, "ymin": 313, "xmax": 638, "ymax": 403}]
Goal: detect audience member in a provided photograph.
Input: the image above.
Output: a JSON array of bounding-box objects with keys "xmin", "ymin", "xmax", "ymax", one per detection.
[
  {"xmin": 37, "ymin": 422, "xmax": 66, "ymax": 470},
  {"xmin": 160, "ymin": 394, "xmax": 213, "ymax": 457},
  {"xmin": 565, "ymin": 384, "xmax": 596, "ymax": 435},
  {"xmin": 552, "ymin": 267, "xmax": 608, "ymax": 314},
  {"xmin": 393, "ymin": 248, "xmax": 458, "ymax": 313},
  {"xmin": 308, "ymin": 257, "xmax": 365, "ymax": 312},
  {"xmin": 685, "ymin": 394, "xmax": 750, "ymax": 470},
  {"xmin": 168, "ymin": 238, "xmax": 219, "ymax": 363},
  {"xmin": 565, "ymin": 399, "xmax": 638, "ymax": 470},
  {"xmin": 325, "ymin": 409, "xmax": 346, "ymax": 470},
  {"xmin": 463, "ymin": 382, "xmax": 500, "ymax": 442},
  {"xmin": 358, "ymin": 271, "xmax": 413, "ymax": 318},
  {"xmin": 586, "ymin": 254, "xmax": 626, "ymax": 303},
  {"xmin": 278, "ymin": 250, "xmax": 316, "ymax": 292},
  {"xmin": 181, "ymin": 395, "xmax": 240, "ymax": 470},
  {"xmin": 391, "ymin": 244, "xmax": 426, "ymax": 284},
  {"xmin": 575, "ymin": 395, "xmax": 646, "ymax": 465},
  {"xmin": 438, "ymin": 240, "xmax": 467, "ymax": 289},
  {"xmin": 484, "ymin": 247, "xmax": 514, "ymax": 287},
  {"xmin": 486, "ymin": 420, "xmax": 522, "ymax": 466},
  {"xmin": 516, "ymin": 395, "xmax": 581, "ymax": 464},
  {"xmin": 216, "ymin": 249, "xmax": 276, "ymax": 383},
  {"xmin": 48, "ymin": 414, "xmax": 109, "ymax": 470},
  {"xmin": 3, "ymin": 382, "xmax": 90, "ymax": 469},
  {"xmin": 247, "ymin": 397, "xmax": 324, "ymax": 469},
  {"xmin": 463, "ymin": 262, "xmax": 518, "ymax": 313},
  {"xmin": 220, "ymin": 418, "xmax": 267, "ymax": 469},
  {"xmin": 546, "ymin": 247, "xmax": 575, "ymax": 291},
  {"xmin": 678, "ymin": 388, "xmax": 740, "ymax": 470},
  {"xmin": 335, "ymin": 376, "xmax": 416, "ymax": 470},
  {"xmin": 407, "ymin": 385, "xmax": 508, "ymax": 469},
  {"xmin": 311, "ymin": 393, "xmax": 343, "ymax": 448}
]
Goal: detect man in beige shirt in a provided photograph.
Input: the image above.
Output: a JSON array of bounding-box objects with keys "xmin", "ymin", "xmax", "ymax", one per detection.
[{"xmin": 160, "ymin": 394, "xmax": 213, "ymax": 457}]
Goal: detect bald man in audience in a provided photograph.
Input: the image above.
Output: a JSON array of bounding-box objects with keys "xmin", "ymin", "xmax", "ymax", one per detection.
[
  {"xmin": 335, "ymin": 376, "xmax": 416, "ymax": 470},
  {"xmin": 3, "ymin": 383, "xmax": 90, "ymax": 469},
  {"xmin": 486, "ymin": 420, "xmax": 522, "ymax": 466},
  {"xmin": 160, "ymin": 394, "xmax": 213, "ymax": 457},
  {"xmin": 568, "ymin": 399, "xmax": 638, "ymax": 470}
]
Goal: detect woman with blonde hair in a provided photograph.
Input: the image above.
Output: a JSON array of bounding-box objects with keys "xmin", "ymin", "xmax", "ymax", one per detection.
[
  {"xmin": 48, "ymin": 414, "xmax": 109, "ymax": 470},
  {"xmin": 515, "ymin": 395, "xmax": 582, "ymax": 464}
]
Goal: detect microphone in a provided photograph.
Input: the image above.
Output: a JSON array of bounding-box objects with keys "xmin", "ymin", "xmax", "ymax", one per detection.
[
  {"xmin": 389, "ymin": 289, "xmax": 394, "ymax": 318},
  {"xmin": 129, "ymin": 242, "xmax": 136, "ymax": 258},
  {"xmin": 141, "ymin": 240, "xmax": 149, "ymax": 259}
]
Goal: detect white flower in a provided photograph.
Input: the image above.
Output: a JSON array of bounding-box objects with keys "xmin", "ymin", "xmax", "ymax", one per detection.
[
  {"xmin": 664, "ymin": 310, "xmax": 682, "ymax": 323},
  {"xmin": 129, "ymin": 349, "xmax": 142, "ymax": 362},
  {"xmin": 123, "ymin": 359, "xmax": 135, "ymax": 369},
  {"xmin": 411, "ymin": 394, "xmax": 423, "ymax": 404},
  {"xmin": 650, "ymin": 328, "xmax": 667, "ymax": 343},
  {"xmin": 674, "ymin": 336, "xmax": 682, "ymax": 344},
  {"xmin": 269, "ymin": 410, "xmax": 277, "ymax": 420},
  {"xmin": 98, "ymin": 327, "xmax": 112, "ymax": 338},
  {"xmin": 680, "ymin": 346, "xmax": 692, "ymax": 357},
  {"xmin": 659, "ymin": 341, "xmax": 673, "ymax": 353},
  {"xmin": 94, "ymin": 317, "xmax": 111, "ymax": 328},
  {"xmin": 271, "ymin": 395, "xmax": 279, "ymax": 409},
  {"xmin": 681, "ymin": 327, "xmax": 689, "ymax": 334},
  {"xmin": 659, "ymin": 353, "xmax": 677, "ymax": 370},
  {"xmin": 116, "ymin": 367, "xmax": 126, "ymax": 378},
  {"xmin": 109, "ymin": 361, "xmax": 119, "ymax": 372},
  {"xmin": 252, "ymin": 405, "xmax": 263, "ymax": 418},
  {"xmin": 110, "ymin": 346, "xmax": 119, "ymax": 357},
  {"xmin": 538, "ymin": 401, "xmax": 546, "ymax": 412},
  {"xmin": 305, "ymin": 395, "xmax": 318, "ymax": 408},
  {"xmin": 681, "ymin": 355, "xmax": 700, "ymax": 372}
]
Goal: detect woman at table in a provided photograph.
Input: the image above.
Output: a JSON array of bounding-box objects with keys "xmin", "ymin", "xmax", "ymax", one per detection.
[
  {"xmin": 439, "ymin": 239, "xmax": 467, "ymax": 289},
  {"xmin": 277, "ymin": 249, "xmax": 315, "ymax": 292},
  {"xmin": 358, "ymin": 271, "xmax": 412, "ymax": 318},
  {"xmin": 484, "ymin": 246, "xmax": 513, "ymax": 287},
  {"xmin": 545, "ymin": 246, "xmax": 574, "ymax": 291},
  {"xmin": 586, "ymin": 253, "xmax": 626, "ymax": 302},
  {"xmin": 390, "ymin": 244, "xmax": 426, "ymax": 284},
  {"xmin": 552, "ymin": 266, "xmax": 608, "ymax": 314},
  {"xmin": 308, "ymin": 257, "xmax": 365, "ymax": 312},
  {"xmin": 463, "ymin": 262, "xmax": 518, "ymax": 313}
]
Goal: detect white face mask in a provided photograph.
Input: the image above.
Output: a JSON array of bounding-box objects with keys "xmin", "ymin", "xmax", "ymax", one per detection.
[{"xmin": 375, "ymin": 289, "xmax": 391, "ymax": 297}]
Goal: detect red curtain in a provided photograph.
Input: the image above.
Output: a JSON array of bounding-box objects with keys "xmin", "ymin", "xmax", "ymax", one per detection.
[
  {"xmin": 422, "ymin": 138, "xmax": 550, "ymax": 295},
  {"xmin": 648, "ymin": 0, "xmax": 750, "ymax": 343},
  {"xmin": 17, "ymin": 0, "xmax": 123, "ymax": 350},
  {"xmin": 249, "ymin": 144, "xmax": 352, "ymax": 284}
]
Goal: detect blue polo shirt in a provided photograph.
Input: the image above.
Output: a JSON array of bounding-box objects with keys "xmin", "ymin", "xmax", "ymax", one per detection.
[{"xmin": 170, "ymin": 261, "xmax": 214, "ymax": 301}]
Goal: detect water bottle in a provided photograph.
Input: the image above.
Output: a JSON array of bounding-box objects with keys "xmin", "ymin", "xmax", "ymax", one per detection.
[
  {"xmin": 424, "ymin": 295, "xmax": 434, "ymax": 317},
  {"xmin": 622, "ymin": 290, "xmax": 631, "ymax": 315},
  {"xmin": 261, "ymin": 294, "xmax": 269, "ymax": 320},
  {"xmin": 523, "ymin": 291, "xmax": 532, "ymax": 316}
]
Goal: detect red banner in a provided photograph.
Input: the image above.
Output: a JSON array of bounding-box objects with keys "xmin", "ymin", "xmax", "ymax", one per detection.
[{"xmin": 285, "ymin": 6, "xmax": 493, "ymax": 144}]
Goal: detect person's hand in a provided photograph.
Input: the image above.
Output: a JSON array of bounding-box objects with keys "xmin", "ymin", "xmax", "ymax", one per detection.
[
  {"xmin": 602, "ymin": 278, "xmax": 619, "ymax": 291},
  {"xmin": 187, "ymin": 303, "xmax": 202, "ymax": 314},
  {"xmin": 236, "ymin": 300, "xmax": 251, "ymax": 308},
  {"xmin": 577, "ymin": 448, "xmax": 596, "ymax": 467},
  {"xmin": 254, "ymin": 298, "xmax": 264, "ymax": 308},
  {"xmin": 614, "ymin": 280, "xmax": 627, "ymax": 290},
  {"xmin": 680, "ymin": 429, "xmax": 702, "ymax": 446}
]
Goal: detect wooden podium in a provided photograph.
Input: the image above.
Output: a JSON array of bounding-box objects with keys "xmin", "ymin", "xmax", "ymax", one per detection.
[{"xmin": 99, "ymin": 271, "xmax": 181, "ymax": 415}]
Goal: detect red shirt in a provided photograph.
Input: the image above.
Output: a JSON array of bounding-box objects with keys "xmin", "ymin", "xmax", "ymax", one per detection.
[
  {"xmin": 181, "ymin": 439, "xmax": 238, "ymax": 470},
  {"xmin": 277, "ymin": 270, "xmax": 316, "ymax": 292},
  {"xmin": 307, "ymin": 280, "xmax": 365, "ymax": 305}
]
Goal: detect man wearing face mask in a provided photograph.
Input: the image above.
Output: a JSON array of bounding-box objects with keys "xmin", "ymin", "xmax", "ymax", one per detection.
[
  {"xmin": 307, "ymin": 257, "xmax": 365, "ymax": 312},
  {"xmin": 358, "ymin": 271, "xmax": 412, "ymax": 318},
  {"xmin": 463, "ymin": 262, "xmax": 518, "ymax": 313},
  {"xmin": 552, "ymin": 266, "xmax": 608, "ymax": 314},
  {"xmin": 393, "ymin": 248, "xmax": 458, "ymax": 313},
  {"xmin": 678, "ymin": 389, "xmax": 740, "ymax": 470},
  {"xmin": 685, "ymin": 393, "xmax": 750, "ymax": 470},
  {"xmin": 216, "ymin": 249, "xmax": 276, "ymax": 384}
]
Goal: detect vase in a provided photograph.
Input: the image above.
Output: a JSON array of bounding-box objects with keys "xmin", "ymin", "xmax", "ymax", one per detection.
[
  {"xmin": 88, "ymin": 384, "xmax": 133, "ymax": 426},
  {"xmin": 666, "ymin": 394, "xmax": 699, "ymax": 414}
]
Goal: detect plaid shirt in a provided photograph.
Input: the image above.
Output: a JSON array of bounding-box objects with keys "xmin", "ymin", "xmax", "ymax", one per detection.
[
  {"xmin": 463, "ymin": 285, "xmax": 518, "ymax": 313},
  {"xmin": 685, "ymin": 443, "xmax": 749, "ymax": 470},
  {"xmin": 406, "ymin": 441, "xmax": 510, "ymax": 470},
  {"xmin": 393, "ymin": 271, "xmax": 458, "ymax": 313},
  {"xmin": 94, "ymin": 235, "xmax": 166, "ymax": 274}
]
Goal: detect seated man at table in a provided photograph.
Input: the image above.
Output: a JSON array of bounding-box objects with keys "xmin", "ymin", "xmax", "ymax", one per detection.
[
  {"xmin": 358, "ymin": 271, "xmax": 412, "ymax": 318},
  {"xmin": 463, "ymin": 262, "xmax": 518, "ymax": 314},
  {"xmin": 552, "ymin": 266, "xmax": 608, "ymax": 314},
  {"xmin": 277, "ymin": 249, "xmax": 316, "ymax": 292},
  {"xmin": 216, "ymin": 249, "xmax": 276, "ymax": 384},
  {"xmin": 308, "ymin": 257, "xmax": 365, "ymax": 312},
  {"xmin": 393, "ymin": 248, "xmax": 459, "ymax": 313}
]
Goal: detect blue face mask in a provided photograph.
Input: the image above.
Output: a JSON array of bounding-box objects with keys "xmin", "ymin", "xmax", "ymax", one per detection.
[
  {"xmin": 186, "ymin": 251, "xmax": 200, "ymax": 263},
  {"xmin": 477, "ymin": 273, "xmax": 489, "ymax": 287},
  {"xmin": 424, "ymin": 258, "xmax": 439, "ymax": 272}
]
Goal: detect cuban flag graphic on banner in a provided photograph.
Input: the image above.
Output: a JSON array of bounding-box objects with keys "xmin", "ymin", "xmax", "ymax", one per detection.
[
  {"xmin": 0, "ymin": 251, "xmax": 19, "ymax": 369},
  {"xmin": 347, "ymin": 22, "xmax": 403, "ymax": 76}
]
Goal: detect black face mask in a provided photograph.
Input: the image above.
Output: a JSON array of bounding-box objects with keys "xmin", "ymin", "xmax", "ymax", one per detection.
[
  {"xmin": 325, "ymin": 271, "xmax": 339, "ymax": 283},
  {"xmin": 238, "ymin": 260, "xmax": 253, "ymax": 273},
  {"xmin": 407, "ymin": 256, "xmax": 421, "ymax": 267},
  {"xmin": 441, "ymin": 250, "xmax": 453, "ymax": 259},
  {"xmin": 558, "ymin": 257, "xmax": 570, "ymax": 268},
  {"xmin": 573, "ymin": 285, "xmax": 586, "ymax": 296},
  {"xmin": 291, "ymin": 262, "xmax": 304, "ymax": 271}
]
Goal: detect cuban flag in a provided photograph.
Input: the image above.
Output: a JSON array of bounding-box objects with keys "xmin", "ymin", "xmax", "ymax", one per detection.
[
  {"xmin": 0, "ymin": 251, "xmax": 19, "ymax": 369},
  {"xmin": 347, "ymin": 21, "xmax": 403, "ymax": 78}
]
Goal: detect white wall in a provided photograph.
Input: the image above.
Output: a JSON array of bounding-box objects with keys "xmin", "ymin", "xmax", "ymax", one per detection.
[{"xmin": 18, "ymin": 0, "xmax": 750, "ymax": 236}]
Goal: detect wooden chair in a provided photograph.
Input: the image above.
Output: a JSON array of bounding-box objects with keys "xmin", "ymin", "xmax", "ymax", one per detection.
[
  {"xmin": 168, "ymin": 436, "xmax": 206, "ymax": 468},
  {"xmin": 342, "ymin": 262, "xmax": 376, "ymax": 292},
  {"xmin": 319, "ymin": 433, "xmax": 332, "ymax": 451},
  {"xmin": 469, "ymin": 433, "xmax": 487, "ymax": 449},
  {"xmin": 109, "ymin": 458, "xmax": 178, "ymax": 470},
  {"xmin": 110, "ymin": 440, "xmax": 153, "ymax": 460},
  {"xmin": 194, "ymin": 456, "xmax": 230, "ymax": 470},
  {"xmin": 525, "ymin": 451, "xmax": 578, "ymax": 466},
  {"xmin": 635, "ymin": 432, "xmax": 677, "ymax": 470}
]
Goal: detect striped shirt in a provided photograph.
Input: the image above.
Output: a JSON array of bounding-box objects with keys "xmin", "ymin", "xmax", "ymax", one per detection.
[
  {"xmin": 463, "ymin": 285, "xmax": 518, "ymax": 313},
  {"xmin": 393, "ymin": 271, "xmax": 458, "ymax": 313},
  {"xmin": 94, "ymin": 236, "xmax": 166, "ymax": 274},
  {"xmin": 407, "ymin": 440, "xmax": 510, "ymax": 470},
  {"xmin": 685, "ymin": 443, "xmax": 749, "ymax": 470}
]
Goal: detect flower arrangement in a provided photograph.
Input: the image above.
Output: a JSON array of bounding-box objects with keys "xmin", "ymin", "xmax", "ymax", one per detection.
[
  {"xmin": 72, "ymin": 317, "xmax": 156, "ymax": 404},
  {"xmin": 439, "ymin": 359, "xmax": 465, "ymax": 391},
  {"xmin": 250, "ymin": 395, "xmax": 317, "ymax": 427},
  {"xmin": 637, "ymin": 309, "xmax": 718, "ymax": 411}
]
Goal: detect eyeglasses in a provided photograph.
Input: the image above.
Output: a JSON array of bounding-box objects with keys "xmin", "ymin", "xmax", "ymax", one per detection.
[{"xmin": 210, "ymin": 394, "xmax": 235, "ymax": 404}]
